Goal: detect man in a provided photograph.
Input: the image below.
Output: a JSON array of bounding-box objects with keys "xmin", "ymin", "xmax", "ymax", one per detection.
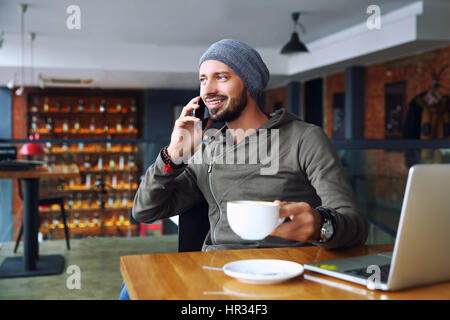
[
  {"xmin": 132, "ymin": 38, "xmax": 368, "ymax": 251},
  {"xmin": 119, "ymin": 39, "xmax": 368, "ymax": 299}
]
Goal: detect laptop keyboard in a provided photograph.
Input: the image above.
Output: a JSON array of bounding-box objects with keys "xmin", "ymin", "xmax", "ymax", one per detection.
[{"xmin": 344, "ymin": 264, "xmax": 391, "ymax": 283}]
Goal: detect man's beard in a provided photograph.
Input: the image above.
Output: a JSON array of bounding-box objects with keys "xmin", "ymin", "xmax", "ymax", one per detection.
[{"xmin": 209, "ymin": 88, "xmax": 248, "ymax": 123}]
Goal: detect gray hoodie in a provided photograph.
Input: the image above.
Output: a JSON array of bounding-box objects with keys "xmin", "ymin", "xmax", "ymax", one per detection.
[{"xmin": 132, "ymin": 108, "xmax": 369, "ymax": 251}]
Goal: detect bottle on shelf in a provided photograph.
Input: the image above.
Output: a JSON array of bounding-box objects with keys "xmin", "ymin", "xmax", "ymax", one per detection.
[
  {"xmin": 104, "ymin": 122, "xmax": 109, "ymax": 133},
  {"xmin": 69, "ymin": 177, "xmax": 75, "ymax": 189},
  {"xmin": 108, "ymin": 195, "xmax": 114, "ymax": 208},
  {"xmin": 84, "ymin": 155, "xmax": 91, "ymax": 170},
  {"xmin": 67, "ymin": 104, "xmax": 72, "ymax": 113},
  {"xmin": 128, "ymin": 155, "xmax": 135, "ymax": 169},
  {"xmin": 53, "ymin": 214, "xmax": 60, "ymax": 229},
  {"xmin": 119, "ymin": 155, "xmax": 125, "ymax": 170},
  {"xmin": 43, "ymin": 218, "xmax": 49, "ymax": 230},
  {"xmin": 31, "ymin": 116, "xmax": 38, "ymax": 133},
  {"xmin": 55, "ymin": 102, "xmax": 61, "ymax": 112},
  {"xmin": 90, "ymin": 103, "xmax": 96, "ymax": 113},
  {"xmin": 112, "ymin": 174, "xmax": 117, "ymax": 189},
  {"xmin": 116, "ymin": 103, "xmax": 122, "ymax": 113},
  {"xmin": 76, "ymin": 194, "xmax": 83, "ymax": 209},
  {"xmin": 99, "ymin": 100, "xmax": 107, "ymax": 113},
  {"xmin": 87, "ymin": 195, "xmax": 93, "ymax": 208},
  {"xmin": 78, "ymin": 142, "xmax": 84, "ymax": 152},
  {"xmin": 62, "ymin": 120, "xmax": 69, "ymax": 133},
  {"xmin": 130, "ymin": 99, "xmax": 137, "ymax": 113},
  {"xmin": 74, "ymin": 213, "xmax": 80, "ymax": 228},
  {"xmin": 97, "ymin": 156, "xmax": 103, "ymax": 170},
  {"xmin": 106, "ymin": 135, "xmax": 112, "ymax": 151},
  {"xmin": 68, "ymin": 195, "xmax": 74, "ymax": 210},
  {"xmin": 30, "ymin": 98, "xmax": 38, "ymax": 112},
  {"xmin": 80, "ymin": 214, "xmax": 87, "ymax": 228},
  {"xmin": 86, "ymin": 214, "xmax": 92, "ymax": 227},
  {"xmin": 74, "ymin": 118, "xmax": 81, "ymax": 133},
  {"xmin": 45, "ymin": 118, "xmax": 53, "ymax": 133},
  {"xmin": 89, "ymin": 118, "xmax": 96, "ymax": 132},
  {"xmin": 109, "ymin": 157, "xmax": 116, "ymax": 170},
  {"xmin": 96, "ymin": 191, "xmax": 103, "ymax": 209},
  {"xmin": 116, "ymin": 120, "xmax": 122, "ymax": 133},
  {"xmin": 122, "ymin": 193, "xmax": 128, "ymax": 208},
  {"xmin": 93, "ymin": 213, "xmax": 99, "ymax": 227},
  {"xmin": 77, "ymin": 99, "xmax": 84, "ymax": 113},
  {"xmin": 43, "ymin": 97, "xmax": 50, "ymax": 112},
  {"xmin": 128, "ymin": 118, "xmax": 135, "ymax": 133},
  {"xmin": 86, "ymin": 173, "xmax": 92, "ymax": 189}
]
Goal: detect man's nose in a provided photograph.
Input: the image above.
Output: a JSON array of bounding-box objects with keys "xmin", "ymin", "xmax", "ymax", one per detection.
[{"xmin": 202, "ymin": 80, "xmax": 218, "ymax": 97}]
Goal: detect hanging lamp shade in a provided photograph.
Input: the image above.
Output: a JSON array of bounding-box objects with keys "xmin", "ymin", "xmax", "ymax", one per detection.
[
  {"xmin": 281, "ymin": 32, "xmax": 308, "ymax": 54},
  {"xmin": 281, "ymin": 12, "xmax": 308, "ymax": 54}
]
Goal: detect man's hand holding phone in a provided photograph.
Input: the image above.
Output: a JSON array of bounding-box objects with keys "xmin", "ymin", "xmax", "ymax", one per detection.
[{"xmin": 167, "ymin": 96, "xmax": 205, "ymax": 165}]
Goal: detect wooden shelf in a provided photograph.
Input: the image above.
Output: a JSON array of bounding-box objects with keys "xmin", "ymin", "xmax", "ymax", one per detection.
[
  {"xmin": 28, "ymin": 91, "xmax": 142, "ymax": 239},
  {"xmin": 40, "ymin": 224, "xmax": 139, "ymax": 239},
  {"xmin": 40, "ymin": 186, "xmax": 138, "ymax": 193},
  {"xmin": 35, "ymin": 131, "xmax": 138, "ymax": 138},
  {"xmin": 78, "ymin": 168, "xmax": 138, "ymax": 173},
  {"xmin": 30, "ymin": 111, "xmax": 137, "ymax": 117},
  {"xmin": 39, "ymin": 206, "xmax": 134, "ymax": 214},
  {"xmin": 48, "ymin": 150, "xmax": 137, "ymax": 155}
]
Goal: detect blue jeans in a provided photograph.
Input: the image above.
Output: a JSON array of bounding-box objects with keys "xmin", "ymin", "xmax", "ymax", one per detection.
[{"xmin": 118, "ymin": 281, "xmax": 130, "ymax": 300}]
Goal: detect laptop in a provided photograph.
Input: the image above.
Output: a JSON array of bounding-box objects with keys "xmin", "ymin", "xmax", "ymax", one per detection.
[{"xmin": 304, "ymin": 164, "xmax": 450, "ymax": 291}]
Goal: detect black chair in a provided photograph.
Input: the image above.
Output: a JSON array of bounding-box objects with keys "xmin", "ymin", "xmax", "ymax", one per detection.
[
  {"xmin": 178, "ymin": 199, "xmax": 210, "ymax": 252},
  {"xmin": 14, "ymin": 179, "xmax": 71, "ymax": 253}
]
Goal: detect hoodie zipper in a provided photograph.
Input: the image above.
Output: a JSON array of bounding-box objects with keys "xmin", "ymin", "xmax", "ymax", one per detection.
[{"xmin": 208, "ymin": 144, "xmax": 221, "ymax": 245}]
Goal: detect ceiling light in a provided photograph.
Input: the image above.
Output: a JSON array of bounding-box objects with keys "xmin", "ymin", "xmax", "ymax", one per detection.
[
  {"xmin": 7, "ymin": 73, "xmax": 17, "ymax": 90},
  {"xmin": 7, "ymin": 79, "xmax": 15, "ymax": 89},
  {"xmin": 15, "ymin": 86, "xmax": 24, "ymax": 96},
  {"xmin": 281, "ymin": 12, "xmax": 308, "ymax": 54}
]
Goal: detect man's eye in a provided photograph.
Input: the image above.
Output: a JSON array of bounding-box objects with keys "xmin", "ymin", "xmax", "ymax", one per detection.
[
  {"xmin": 199, "ymin": 78, "xmax": 206, "ymax": 84},
  {"xmin": 218, "ymin": 75, "xmax": 227, "ymax": 80}
]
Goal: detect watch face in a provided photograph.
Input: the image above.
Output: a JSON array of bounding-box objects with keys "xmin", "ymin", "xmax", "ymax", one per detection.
[{"xmin": 321, "ymin": 221, "xmax": 334, "ymax": 240}]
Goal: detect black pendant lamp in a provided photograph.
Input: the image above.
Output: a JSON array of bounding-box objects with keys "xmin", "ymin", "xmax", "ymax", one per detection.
[{"xmin": 281, "ymin": 12, "xmax": 308, "ymax": 54}]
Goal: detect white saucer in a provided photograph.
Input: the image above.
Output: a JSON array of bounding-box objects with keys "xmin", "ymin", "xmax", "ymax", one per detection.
[{"xmin": 222, "ymin": 259, "xmax": 304, "ymax": 285}]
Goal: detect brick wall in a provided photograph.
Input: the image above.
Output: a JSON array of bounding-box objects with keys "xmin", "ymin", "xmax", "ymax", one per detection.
[
  {"xmin": 325, "ymin": 45, "xmax": 450, "ymax": 139},
  {"xmin": 325, "ymin": 45, "xmax": 450, "ymax": 203}
]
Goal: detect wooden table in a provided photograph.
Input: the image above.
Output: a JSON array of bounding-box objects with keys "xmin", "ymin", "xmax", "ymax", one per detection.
[
  {"xmin": 120, "ymin": 244, "xmax": 450, "ymax": 300},
  {"xmin": 0, "ymin": 164, "xmax": 79, "ymax": 278}
]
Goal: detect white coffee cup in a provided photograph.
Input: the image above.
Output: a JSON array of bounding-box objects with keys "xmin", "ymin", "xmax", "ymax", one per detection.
[{"xmin": 227, "ymin": 200, "xmax": 284, "ymax": 240}]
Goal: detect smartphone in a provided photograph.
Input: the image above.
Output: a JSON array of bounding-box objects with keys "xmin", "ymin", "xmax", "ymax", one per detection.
[{"xmin": 193, "ymin": 97, "xmax": 209, "ymax": 130}]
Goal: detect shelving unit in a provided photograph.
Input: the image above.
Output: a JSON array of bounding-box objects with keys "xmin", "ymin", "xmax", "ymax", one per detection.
[{"xmin": 25, "ymin": 91, "xmax": 154, "ymax": 240}]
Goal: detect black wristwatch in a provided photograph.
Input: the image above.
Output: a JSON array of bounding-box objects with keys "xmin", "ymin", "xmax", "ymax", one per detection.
[{"xmin": 316, "ymin": 207, "xmax": 336, "ymax": 243}]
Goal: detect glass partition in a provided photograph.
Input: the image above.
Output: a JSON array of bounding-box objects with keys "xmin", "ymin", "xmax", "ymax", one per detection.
[
  {"xmin": 335, "ymin": 146, "xmax": 450, "ymax": 244},
  {"xmin": 2, "ymin": 138, "xmax": 449, "ymax": 245}
]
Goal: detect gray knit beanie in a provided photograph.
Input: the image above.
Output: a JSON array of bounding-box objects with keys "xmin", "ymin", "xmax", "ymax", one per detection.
[{"xmin": 199, "ymin": 39, "xmax": 270, "ymax": 101}]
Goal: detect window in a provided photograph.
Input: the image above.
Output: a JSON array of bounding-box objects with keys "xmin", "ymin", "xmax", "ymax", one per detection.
[
  {"xmin": 332, "ymin": 92, "xmax": 345, "ymax": 139},
  {"xmin": 385, "ymin": 82, "xmax": 406, "ymax": 139}
]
